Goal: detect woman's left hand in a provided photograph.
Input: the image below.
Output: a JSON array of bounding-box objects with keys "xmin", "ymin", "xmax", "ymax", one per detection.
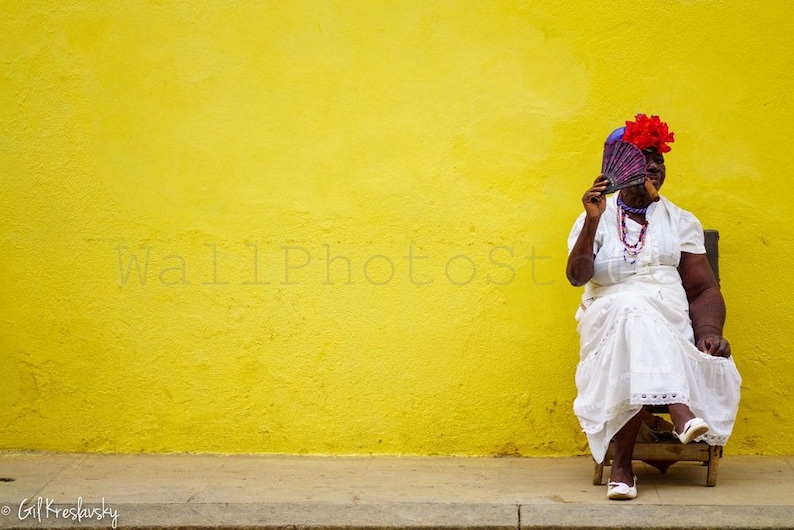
[{"xmin": 697, "ymin": 334, "xmax": 731, "ymax": 358}]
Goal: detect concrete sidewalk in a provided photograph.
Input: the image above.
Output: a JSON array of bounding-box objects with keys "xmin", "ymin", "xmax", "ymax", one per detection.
[{"xmin": 0, "ymin": 452, "xmax": 793, "ymax": 529}]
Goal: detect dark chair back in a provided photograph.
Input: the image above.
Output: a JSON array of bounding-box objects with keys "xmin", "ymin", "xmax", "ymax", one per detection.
[{"xmin": 704, "ymin": 229, "xmax": 720, "ymax": 285}]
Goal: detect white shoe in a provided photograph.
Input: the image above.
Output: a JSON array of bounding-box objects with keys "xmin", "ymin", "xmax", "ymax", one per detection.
[
  {"xmin": 674, "ymin": 417, "xmax": 709, "ymax": 444},
  {"xmin": 607, "ymin": 476, "xmax": 637, "ymax": 500}
]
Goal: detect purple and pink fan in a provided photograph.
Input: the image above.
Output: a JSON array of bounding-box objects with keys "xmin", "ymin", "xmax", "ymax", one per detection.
[{"xmin": 600, "ymin": 141, "xmax": 647, "ymax": 195}]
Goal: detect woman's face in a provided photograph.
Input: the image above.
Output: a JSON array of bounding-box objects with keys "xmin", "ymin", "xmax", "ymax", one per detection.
[{"xmin": 644, "ymin": 149, "xmax": 666, "ymax": 191}]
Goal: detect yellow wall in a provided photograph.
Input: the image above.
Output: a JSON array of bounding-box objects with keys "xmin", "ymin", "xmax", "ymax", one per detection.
[{"xmin": 2, "ymin": 1, "xmax": 792, "ymax": 455}]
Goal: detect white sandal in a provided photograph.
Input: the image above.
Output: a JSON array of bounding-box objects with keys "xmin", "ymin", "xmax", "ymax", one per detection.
[
  {"xmin": 674, "ymin": 417, "xmax": 709, "ymax": 444},
  {"xmin": 607, "ymin": 476, "xmax": 637, "ymax": 500}
]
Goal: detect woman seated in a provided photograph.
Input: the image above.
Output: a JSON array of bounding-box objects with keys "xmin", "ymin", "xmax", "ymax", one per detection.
[{"xmin": 566, "ymin": 114, "xmax": 741, "ymax": 500}]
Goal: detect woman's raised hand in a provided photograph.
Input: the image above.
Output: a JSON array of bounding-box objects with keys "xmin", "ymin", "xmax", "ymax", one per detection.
[{"xmin": 583, "ymin": 175, "xmax": 608, "ymax": 219}]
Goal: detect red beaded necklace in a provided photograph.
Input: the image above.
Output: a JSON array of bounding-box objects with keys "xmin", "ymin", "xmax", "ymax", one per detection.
[{"xmin": 618, "ymin": 202, "xmax": 648, "ymax": 264}]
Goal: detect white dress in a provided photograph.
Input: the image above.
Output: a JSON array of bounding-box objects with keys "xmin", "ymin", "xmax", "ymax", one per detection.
[{"xmin": 567, "ymin": 195, "xmax": 742, "ymax": 464}]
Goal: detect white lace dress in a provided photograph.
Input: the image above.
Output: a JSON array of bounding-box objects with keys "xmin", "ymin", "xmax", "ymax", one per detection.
[{"xmin": 567, "ymin": 195, "xmax": 742, "ymax": 464}]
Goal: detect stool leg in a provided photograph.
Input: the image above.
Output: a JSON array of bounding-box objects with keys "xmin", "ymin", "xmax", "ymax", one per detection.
[
  {"xmin": 706, "ymin": 445, "xmax": 722, "ymax": 487},
  {"xmin": 593, "ymin": 459, "xmax": 605, "ymax": 485}
]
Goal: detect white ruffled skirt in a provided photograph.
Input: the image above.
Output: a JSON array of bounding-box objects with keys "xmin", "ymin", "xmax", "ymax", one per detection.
[{"xmin": 574, "ymin": 273, "xmax": 742, "ymax": 464}]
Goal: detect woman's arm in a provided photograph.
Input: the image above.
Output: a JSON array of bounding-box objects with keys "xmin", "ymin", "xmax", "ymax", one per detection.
[
  {"xmin": 566, "ymin": 176, "xmax": 607, "ymax": 286},
  {"xmin": 567, "ymin": 218, "xmax": 600, "ymax": 286},
  {"xmin": 678, "ymin": 251, "xmax": 731, "ymax": 357}
]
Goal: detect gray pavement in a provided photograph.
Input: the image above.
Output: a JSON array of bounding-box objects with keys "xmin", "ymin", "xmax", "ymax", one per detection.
[{"xmin": 0, "ymin": 452, "xmax": 793, "ymax": 529}]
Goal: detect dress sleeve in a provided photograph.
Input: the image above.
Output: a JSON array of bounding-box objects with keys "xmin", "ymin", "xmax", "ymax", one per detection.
[{"xmin": 679, "ymin": 210, "xmax": 706, "ymax": 254}]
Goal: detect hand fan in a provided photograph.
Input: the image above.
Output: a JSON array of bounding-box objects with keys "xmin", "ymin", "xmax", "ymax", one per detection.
[{"xmin": 601, "ymin": 140, "xmax": 647, "ymax": 194}]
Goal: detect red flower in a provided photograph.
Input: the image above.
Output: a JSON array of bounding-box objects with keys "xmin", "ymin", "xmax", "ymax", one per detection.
[{"xmin": 622, "ymin": 114, "xmax": 675, "ymax": 153}]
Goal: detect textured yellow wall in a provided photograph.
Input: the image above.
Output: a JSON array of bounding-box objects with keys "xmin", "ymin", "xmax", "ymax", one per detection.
[{"xmin": 2, "ymin": 1, "xmax": 792, "ymax": 455}]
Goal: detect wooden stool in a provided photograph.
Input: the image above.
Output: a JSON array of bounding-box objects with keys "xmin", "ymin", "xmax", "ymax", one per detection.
[{"xmin": 592, "ymin": 409, "xmax": 723, "ymax": 487}]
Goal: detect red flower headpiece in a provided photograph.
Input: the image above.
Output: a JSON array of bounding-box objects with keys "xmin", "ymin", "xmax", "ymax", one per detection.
[{"xmin": 621, "ymin": 114, "xmax": 675, "ymax": 153}]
